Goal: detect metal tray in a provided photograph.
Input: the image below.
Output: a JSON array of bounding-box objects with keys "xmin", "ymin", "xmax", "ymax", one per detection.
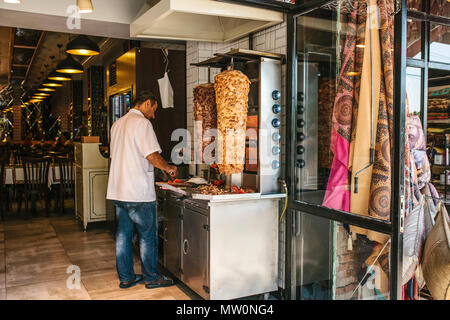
[{"xmin": 191, "ymin": 193, "xmax": 261, "ymax": 201}]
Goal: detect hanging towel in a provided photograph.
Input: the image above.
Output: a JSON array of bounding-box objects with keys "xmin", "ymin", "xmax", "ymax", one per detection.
[{"xmin": 158, "ymin": 72, "xmax": 174, "ymax": 109}]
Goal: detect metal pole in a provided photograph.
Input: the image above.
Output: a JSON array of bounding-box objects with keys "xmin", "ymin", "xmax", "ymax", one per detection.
[
  {"xmin": 285, "ymin": 11, "xmax": 297, "ymax": 300},
  {"xmin": 391, "ymin": 0, "xmax": 407, "ymax": 300}
]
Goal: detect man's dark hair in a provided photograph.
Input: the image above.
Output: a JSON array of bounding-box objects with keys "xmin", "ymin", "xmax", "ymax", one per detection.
[{"xmin": 133, "ymin": 91, "xmax": 158, "ymax": 107}]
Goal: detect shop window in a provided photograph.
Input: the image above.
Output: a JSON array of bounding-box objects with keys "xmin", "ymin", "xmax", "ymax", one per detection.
[
  {"xmin": 430, "ymin": 23, "xmax": 450, "ymax": 64},
  {"xmin": 407, "ymin": 0, "xmax": 422, "ymax": 12},
  {"xmin": 430, "ymin": 0, "xmax": 450, "ymax": 17},
  {"xmin": 295, "ymin": 0, "xmax": 395, "ymax": 224},
  {"xmin": 427, "ymin": 68, "xmax": 450, "ymax": 202},
  {"xmin": 407, "ymin": 18, "xmax": 422, "ymax": 59},
  {"xmin": 406, "ymin": 67, "xmax": 422, "ymax": 115},
  {"xmin": 294, "ymin": 212, "xmax": 391, "ymax": 300}
]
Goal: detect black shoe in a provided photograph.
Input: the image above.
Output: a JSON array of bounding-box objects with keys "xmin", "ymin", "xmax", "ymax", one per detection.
[
  {"xmin": 119, "ymin": 274, "xmax": 144, "ymax": 289},
  {"xmin": 145, "ymin": 275, "xmax": 174, "ymax": 289}
]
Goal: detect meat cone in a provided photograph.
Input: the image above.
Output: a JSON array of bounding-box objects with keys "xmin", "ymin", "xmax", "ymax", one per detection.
[
  {"xmin": 214, "ymin": 69, "xmax": 251, "ymax": 175},
  {"xmin": 193, "ymin": 83, "xmax": 217, "ymax": 162}
]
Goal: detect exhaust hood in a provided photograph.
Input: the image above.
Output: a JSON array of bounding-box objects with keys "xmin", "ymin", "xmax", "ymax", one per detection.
[{"xmin": 130, "ymin": 0, "xmax": 284, "ymax": 42}]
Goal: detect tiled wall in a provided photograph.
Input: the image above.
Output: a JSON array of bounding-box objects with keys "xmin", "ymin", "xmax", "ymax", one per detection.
[{"xmin": 186, "ymin": 19, "xmax": 288, "ymax": 288}]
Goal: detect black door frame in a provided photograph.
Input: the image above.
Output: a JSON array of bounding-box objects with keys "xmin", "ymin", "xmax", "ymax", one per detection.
[
  {"xmin": 219, "ymin": 0, "xmax": 445, "ymax": 300},
  {"xmin": 285, "ymin": 1, "xmax": 406, "ymax": 298},
  {"xmin": 283, "ymin": 0, "xmax": 407, "ymax": 300}
]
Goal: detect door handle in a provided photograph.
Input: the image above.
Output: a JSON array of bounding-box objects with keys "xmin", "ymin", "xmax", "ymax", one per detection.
[{"xmin": 183, "ymin": 239, "xmax": 189, "ymax": 255}]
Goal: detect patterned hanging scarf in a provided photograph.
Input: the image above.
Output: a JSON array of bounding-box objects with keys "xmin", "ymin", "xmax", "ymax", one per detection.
[{"xmin": 367, "ymin": 0, "xmax": 395, "ymax": 220}]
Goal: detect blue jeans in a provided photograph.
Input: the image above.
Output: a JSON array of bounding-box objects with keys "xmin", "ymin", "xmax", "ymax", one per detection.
[{"xmin": 113, "ymin": 201, "xmax": 161, "ymax": 283}]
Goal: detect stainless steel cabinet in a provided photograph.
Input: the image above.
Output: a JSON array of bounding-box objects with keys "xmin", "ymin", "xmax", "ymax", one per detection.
[
  {"xmin": 182, "ymin": 207, "xmax": 209, "ymax": 299},
  {"xmin": 163, "ymin": 199, "xmax": 183, "ymax": 279}
]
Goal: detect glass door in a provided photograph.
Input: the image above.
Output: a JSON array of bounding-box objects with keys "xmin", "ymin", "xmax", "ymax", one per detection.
[{"xmin": 287, "ymin": 0, "xmax": 404, "ymax": 300}]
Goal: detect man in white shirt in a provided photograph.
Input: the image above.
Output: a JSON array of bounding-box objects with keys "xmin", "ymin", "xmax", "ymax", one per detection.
[{"xmin": 107, "ymin": 91, "xmax": 177, "ymax": 289}]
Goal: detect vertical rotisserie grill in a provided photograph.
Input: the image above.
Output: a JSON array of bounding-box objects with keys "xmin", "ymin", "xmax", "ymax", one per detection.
[{"xmin": 214, "ymin": 69, "xmax": 251, "ymax": 175}]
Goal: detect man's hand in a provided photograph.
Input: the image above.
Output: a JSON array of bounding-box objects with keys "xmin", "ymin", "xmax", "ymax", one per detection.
[
  {"xmin": 166, "ymin": 165, "xmax": 178, "ymax": 178},
  {"xmin": 146, "ymin": 152, "xmax": 177, "ymax": 178}
]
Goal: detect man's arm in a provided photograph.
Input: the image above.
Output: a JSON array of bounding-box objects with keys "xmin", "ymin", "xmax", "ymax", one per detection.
[{"xmin": 146, "ymin": 152, "xmax": 178, "ymax": 177}]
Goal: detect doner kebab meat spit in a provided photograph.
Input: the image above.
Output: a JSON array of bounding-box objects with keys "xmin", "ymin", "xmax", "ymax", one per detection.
[
  {"xmin": 193, "ymin": 83, "xmax": 217, "ymax": 161},
  {"xmin": 214, "ymin": 70, "xmax": 251, "ymax": 175}
]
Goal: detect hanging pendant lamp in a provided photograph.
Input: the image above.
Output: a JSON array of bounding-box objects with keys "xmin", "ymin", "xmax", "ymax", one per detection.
[
  {"xmin": 48, "ymin": 70, "xmax": 72, "ymax": 81},
  {"xmin": 56, "ymin": 54, "xmax": 84, "ymax": 74},
  {"xmin": 38, "ymin": 87, "xmax": 56, "ymax": 92},
  {"xmin": 77, "ymin": 0, "xmax": 93, "ymax": 13},
  {"xmin": 66, "ymin": 35, "xmax": 99, "ymax": 56},
  {"xmin": 42, "ymin": 79, "xmax": 63, "ymax": 87}
]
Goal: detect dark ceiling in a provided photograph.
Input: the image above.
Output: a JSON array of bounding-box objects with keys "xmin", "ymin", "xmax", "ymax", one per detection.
[{"xmin": 0, "ymin": 27, "xmax": 105, "ymax": 108}]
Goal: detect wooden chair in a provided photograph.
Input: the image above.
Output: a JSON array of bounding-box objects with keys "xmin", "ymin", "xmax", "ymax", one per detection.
[
  {"xmin": 54, "ymin": 156, "xmax": 74, "ymax": 214},
  {"xmin": 21, "ymin": 156, "xmax": 51, "ymax": 218}
]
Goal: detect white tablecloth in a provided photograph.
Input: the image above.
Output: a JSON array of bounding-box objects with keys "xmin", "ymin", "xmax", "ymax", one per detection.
[{"xmin": 3, "ymin": 166, "xmax": 73, "ymax": 188}]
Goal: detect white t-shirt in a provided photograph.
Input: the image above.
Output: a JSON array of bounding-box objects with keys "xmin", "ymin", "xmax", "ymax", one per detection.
[{"xmin": 106, "ymin": 109, "xmax": 162, "ymax": 202}]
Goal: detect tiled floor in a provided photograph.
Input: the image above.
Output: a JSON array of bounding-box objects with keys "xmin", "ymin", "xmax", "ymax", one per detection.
[{"xmin": 0, "ymin": 211, "xmax": 194, "ymax": 300}]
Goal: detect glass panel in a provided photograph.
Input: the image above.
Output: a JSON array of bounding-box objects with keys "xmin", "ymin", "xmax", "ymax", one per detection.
[
  {"xmin": 294, "ymin": 211, "xmax": 391, "ymax": 300},
  {"xmin": 430, "ymin": 0, "xmax": 450, "ymax": 17},
  {"xmin": 407, "ymin": 0, "xmax": 422, "ymax": 12},
  {"xmin": 427, "ymin": 68, "xmax": 450, "ymax": 203},
  {"xmin": 406, "ymin": 67, "xmax": 422, "ymax": 115},
  {"xmin": 407, "ymin": 18, "xmax": 422, "ymax": 59},
  {"xmin": 295, "ymin": 0, "xmax": 395, "ymax": 223},
  {"xmin": 430, "ymin": 23, "xmax": 450, "ymax": 64}
]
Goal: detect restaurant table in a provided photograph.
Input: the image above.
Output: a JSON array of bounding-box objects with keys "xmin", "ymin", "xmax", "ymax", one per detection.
[{"xmin": 2, "ymin": 165, "xmax": 74, "ymax": 188}]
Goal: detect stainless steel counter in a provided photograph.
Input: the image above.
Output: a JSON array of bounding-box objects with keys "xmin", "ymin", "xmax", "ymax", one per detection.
[{"xmin": 156, "ymin": 187, "xmax": 283, "ymax": 300}]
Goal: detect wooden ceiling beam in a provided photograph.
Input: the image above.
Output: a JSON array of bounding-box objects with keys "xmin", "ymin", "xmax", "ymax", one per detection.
[
  {"xmin": 7, "ymin": 27, "xmax": 15, "ymax": 84},
  {"xmin": 23, "ymin": 31, "xmax": 46, "ymax": 85},
  {"xmin": 12, "ymin": 64, "xmax": 28, "ymax": 68},
  {"xmin": 13, "ymin": 44, "xmax": 37, "ymax": 50}
]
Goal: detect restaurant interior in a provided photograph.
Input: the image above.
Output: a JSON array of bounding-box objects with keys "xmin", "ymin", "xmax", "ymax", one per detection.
[
  {"xmin": 0, "ymin": 0, "xmax": 290, "ymax": 301},
  {"xmin": 0, "ymin": 0, "xmax": 449, "ymax": 301}
]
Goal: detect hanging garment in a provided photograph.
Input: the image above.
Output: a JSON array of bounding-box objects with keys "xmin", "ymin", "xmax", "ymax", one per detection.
[
  {"xmin": 348, "ymin": 0, "xmax": 382, "ymax": 226},
  {"xmin": 321, "ymin": 0, "xmax": 358, "ymax": 212},
  {"xmin": 402, "ymin": 194, "xmax": 426, "ymax": 285},
  {"xmin": 157, "ymin": 72, "xmax": 174, "ymax": 109},
  {"xmin": 349, "ymin": 0, "xmax": 395, "ymax": 300},
  {"xmin": 407, "ymin": 115, "xmax": 431, "ymax": 189},
  {"xmin": 421, "ymin": 202, "xmax": 450, "ymax": 300}
]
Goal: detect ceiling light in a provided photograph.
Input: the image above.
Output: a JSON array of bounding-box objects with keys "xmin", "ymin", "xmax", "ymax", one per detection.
[
  {"xmin": 356, "ymin": 44, "xmax": 365, "ymax": 48},
  {"xmin": 43, "ymin": 79, "xmax": 63, "ymax": 87},
  {"xmin": 4, "ymin": 0, "xmax": 22, "ymax": 3},
  {"xmin": 56, "ymin": 54, "xmax": 84, "ymax": 74},
  {"xmin": 35, "ymin": 93, "xmax": 50, "ymax": 96},
  {"xmin": 77, "ymin": 0, "xmax": 93, "ymax": 13},
  {"xmin": 38, "ymin": 87, "xmax": 56, "ymax": 92},
  {"xmin": 48, "ymin": 70, "xmax": 72, "ymax": 81},
  {"xmin": 66, "ymin": 35, "xmax": 99, "ymax": 56}
]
